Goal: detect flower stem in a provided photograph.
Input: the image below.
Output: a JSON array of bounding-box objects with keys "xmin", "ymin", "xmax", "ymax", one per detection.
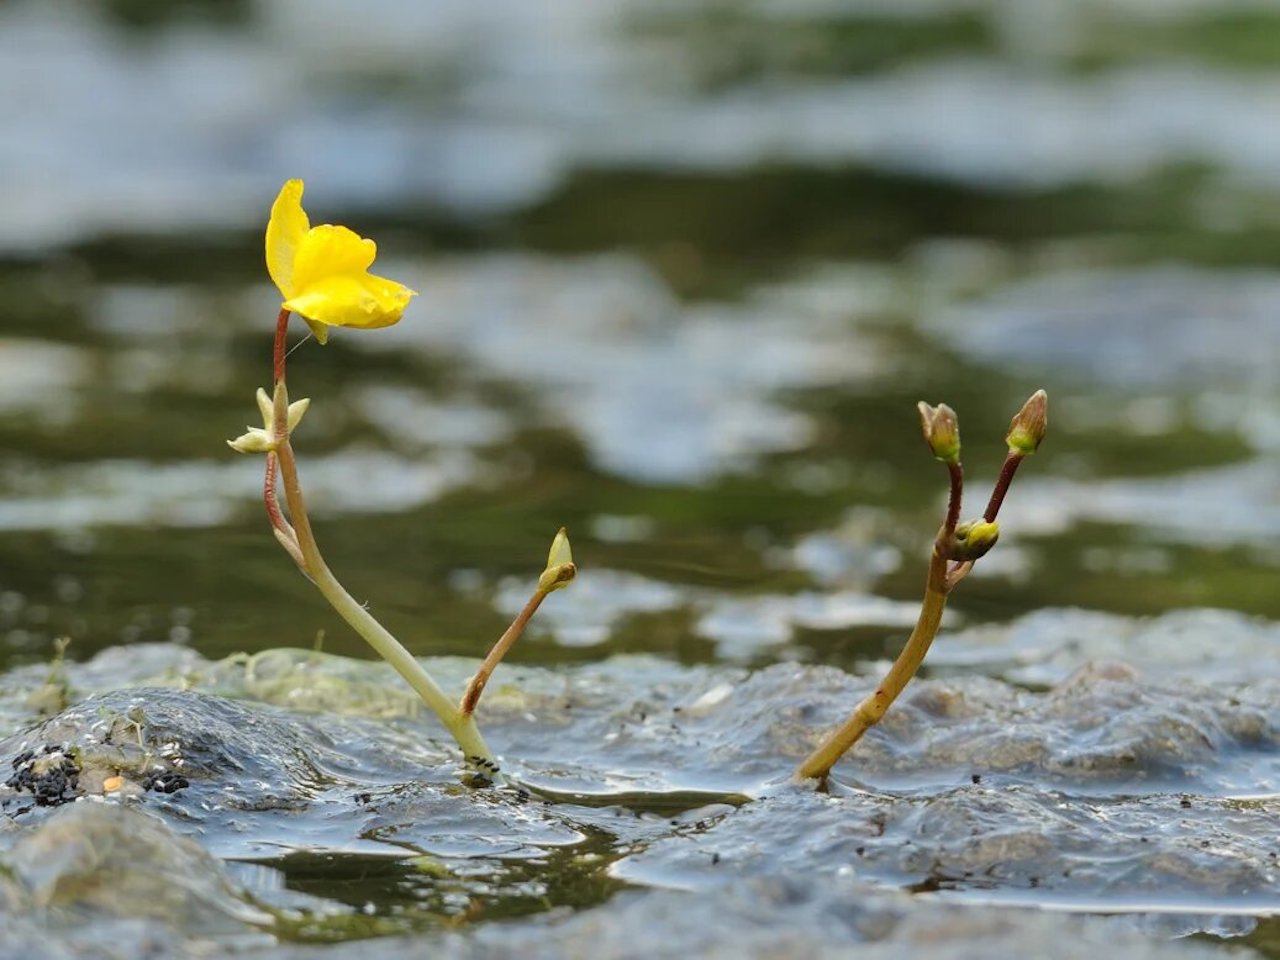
[
  {"xmin": 983, "ymin": 451, "xmax": 1024, "ymax": 523},
  {"xmin": 272, "ymin": 400, "xmax": 498, "ymax": 770},
  {"xmin": 460, "ymin": 589, "xmax": 548, "ymax": 716},
  {"xmin": 263, "ymin": 308, "xmax": 501, "ymax": 775},
  {"xmin": 794, "ymin": 548, "xmax": 950, "ymax": 784},
  {"xmin": 943, "ymin": 461, "xmax": 963, "ymax": 541},
  {"xmin": 273, "ymin": 308, "xmax": 290, "ymax": 386}
]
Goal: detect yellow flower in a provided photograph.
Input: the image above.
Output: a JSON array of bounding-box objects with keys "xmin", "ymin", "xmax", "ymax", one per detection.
[{"xmin": 265, "ymin": 179, "xmax": 416, "ymax": 344}]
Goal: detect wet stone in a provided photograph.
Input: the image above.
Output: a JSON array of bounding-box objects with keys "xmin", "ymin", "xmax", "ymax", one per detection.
[
  {"xmin": 0, "ymin": 802, "xmax": 270, "ymax": 957},
  {"xmin": 142, "ymin": 771, "xmax": 189, "ymax": 794},
  {"xmin": 0, "ymin": 687, "xmax": 468, "ymax": 859}
]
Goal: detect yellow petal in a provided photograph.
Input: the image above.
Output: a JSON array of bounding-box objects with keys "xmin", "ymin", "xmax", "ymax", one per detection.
[
  {"xmin": 302, "ymin": 317, "xmax": 331, "ymax": 345},
  {"xmin": 265, "ymin": 179, "xmax": 310, "ymax": 299},
  {"xmin": 290, "ymin": 225, "xmax": 377, "ymax": 296},
  {"xmin": 283, "ymin": 273, "xmax": 416, "ymax": 330}
]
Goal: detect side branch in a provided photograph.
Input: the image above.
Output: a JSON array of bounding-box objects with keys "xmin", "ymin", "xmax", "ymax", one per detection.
[
  {"xmin": 460, "ymin": 590, "xmax": 549, "ymax": 716},
  {"xmin": 983, "ymin": 451, "xmax": 1023, "ymax": 523}
]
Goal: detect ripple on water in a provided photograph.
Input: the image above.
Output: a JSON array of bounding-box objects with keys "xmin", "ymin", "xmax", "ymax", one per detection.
[
  {"xmin": 0, "ymin": 339, "xmax": 90, "ymax": 423},
  {"xmin": 929, "ymin": 266, "xmax": 1280, "ymax": 391},
  {"xmin": 358, "ymin": 254, "xmax": 885, "ymax": 483},
  {"xmin": 0, "ymin": 449, "xmax": 481, "ymax": 532},
  {"xmin": 999, "ymin": 459, "xmax": 1280, "ymax": 550},
  {"xmin": 930, "ymin": 606, "xmax": 1280, "ymax": 688},
  {"xmin": 5, "ymin": 4, "xmax": 1280, "ymax": 248},
  {"xmin": 492, "ymin": 569, "xmax": 684, "ymax": 649}
]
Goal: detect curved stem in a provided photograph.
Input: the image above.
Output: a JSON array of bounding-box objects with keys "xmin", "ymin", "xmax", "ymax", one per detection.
[
  {"xmin": 794, "ymin": 549, "xmax": 949, "ymax": 784},
  {"xmin": 273, "ymin": 433, "xmax": 497, "ymax": 770},
  {"xmin": 263, "ymin": 453, "xmax": 304, "ymax": 568},
  {"xmin": 264, "ymin": 308, "xmax": 498, "ymax": 774}
]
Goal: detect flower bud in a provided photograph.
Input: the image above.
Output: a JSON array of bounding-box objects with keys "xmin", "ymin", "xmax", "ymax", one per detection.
[
  {"xmin": 537, "ymin": 527, "xmax": 576, "ymax": 593},
  {"xmin": 918, "ymin": 401, "xmax": 961, "ymax": 464},
  {"xmin": 1006, "ymin": 389, "xmax": 1048, "ymax": 456},
  {"xmin": 941, "ymin": 519, "xmax": 999, "ymax": 562}
]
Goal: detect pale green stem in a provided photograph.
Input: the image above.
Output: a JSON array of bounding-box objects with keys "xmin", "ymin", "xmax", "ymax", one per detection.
[
  {"xmin": 794, "ymin": 548, "xmax": 950, "ymax": 784},
  {"xmin": 272, "ymin": 428, "xmax": 497, "ymax": 770}
]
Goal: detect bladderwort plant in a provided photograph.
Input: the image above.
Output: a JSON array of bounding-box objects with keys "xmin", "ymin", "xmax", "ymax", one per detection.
[
  {"xmin": 794, "ymin": 390, "xmax": 1048, "ymax": 786},
  {"xmin": 228, "ymin": 180, "xmax": 575, "ymax": 783}
]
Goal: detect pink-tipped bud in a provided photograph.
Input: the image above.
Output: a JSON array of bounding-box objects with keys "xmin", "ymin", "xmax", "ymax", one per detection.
[
  {"xmin": 918, "ymin": 401, "xmax": 961, "ymax": 464},
  {"xmin": 1006, "ymin": 389, "xmax": 1047, "ymax": 456}
]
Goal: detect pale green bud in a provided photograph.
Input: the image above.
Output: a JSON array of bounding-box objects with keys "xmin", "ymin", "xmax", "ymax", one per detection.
[{"xmin": 537, "ymin": 527, "xmax": 576, "ymax": 593}]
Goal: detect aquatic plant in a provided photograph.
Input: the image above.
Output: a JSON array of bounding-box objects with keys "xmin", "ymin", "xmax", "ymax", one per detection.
[
  {"xmin": 795, "ymin": 390, "xmax": 1047, "ymax": 784},
  {"xmin": 229, "ymin": 180, "xmax": 575, "ymax": 780}
]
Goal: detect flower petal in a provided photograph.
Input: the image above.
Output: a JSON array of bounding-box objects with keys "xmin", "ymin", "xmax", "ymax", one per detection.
[
  {"xmin": 265, "ymin": 179, "xmax": 310, "ymax": 299},
  {"xmin": 290, "ymin": 225, "xmax": 377, "ymax": 296},
  {"xmin": 283, "ymin": 273, "xmax": 416, "ymax": 331},
  {"xmin": 302, "ymin": 316, "xmax": 331, "ymax": 345}
]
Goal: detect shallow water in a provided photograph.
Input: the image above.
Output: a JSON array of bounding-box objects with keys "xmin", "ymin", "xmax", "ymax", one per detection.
[
  {"xmin": 2, "ymin": 0, "xmax": 1280, "ymax": 957},
  {"xmin": 1, "ymin": 634, "xmax": 1277, "ymax": 955}
]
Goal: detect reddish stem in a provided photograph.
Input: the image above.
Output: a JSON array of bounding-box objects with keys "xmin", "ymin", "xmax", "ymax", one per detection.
[
  {"xmin": 273, "ymin": 308, "xmax": 291, "ymax": 385},
  {"xmin": 983, "ymin": 452, "xmax": 1024, "ymax": 523},
  {"xmin": 265, "ymin": 308, "xmax": 301, "ymax": 560},
  {"xmin": 460, "ymin": 590, "xmax": 548, "ymax": 716},
  {"xmin": 943, "ymin": 461, "xmax": 963, "ymax": 540},
  {"xmin": 263, "ymin": 453, "xmax": 288, "ymax": 535}
]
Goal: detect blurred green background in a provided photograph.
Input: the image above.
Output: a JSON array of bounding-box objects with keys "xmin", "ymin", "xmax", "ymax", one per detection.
[{"xmin": 2, "ymin": 0, "xmax": 1280, "ymax": 676}]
